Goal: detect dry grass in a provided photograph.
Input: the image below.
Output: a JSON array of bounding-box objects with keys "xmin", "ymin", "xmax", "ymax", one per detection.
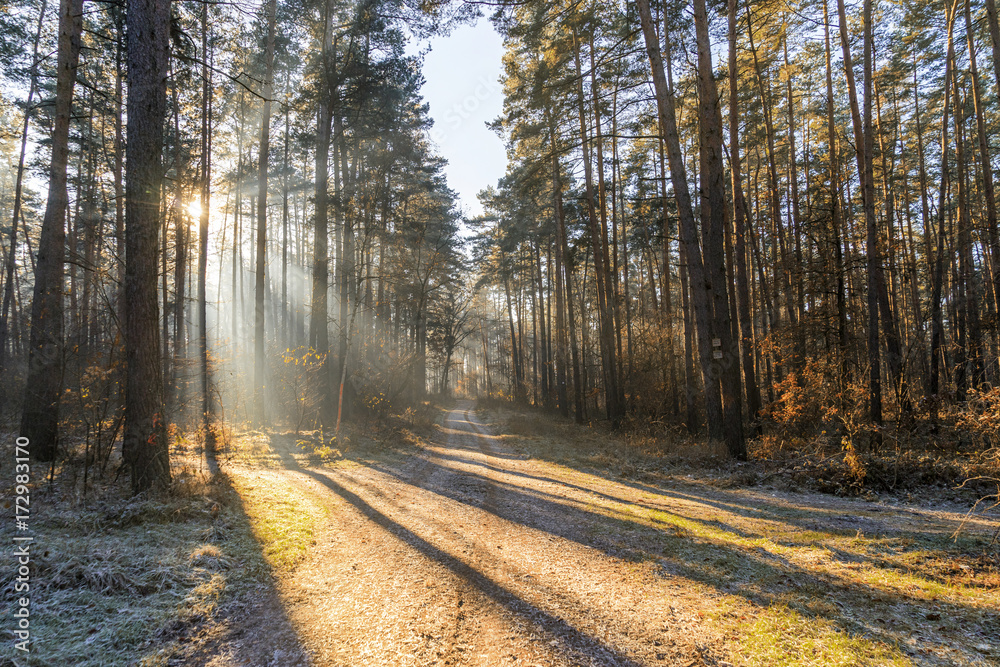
[
  {"xmin": 481, "ymin": 402, "xmax": 1000, "ymax": 503},
  {"xmin": 0, "ymin": 486, "xmax": 224, "ymax": 665},
  {"xmin": 0, "ymin": 430, "xmax": 300, "ymax": 667},
  {"xmin": 728, "ymin": 603, "xmax": 911, "ymax": 666},
  {"xmin": 476, "ymin": 402, "xmax": 729, "ymax": 475}
]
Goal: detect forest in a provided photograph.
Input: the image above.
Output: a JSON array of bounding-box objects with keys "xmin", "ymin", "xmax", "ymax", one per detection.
[{"xmin": 1, "ymin": 0, "xmax": 1000, "ymax": 662}]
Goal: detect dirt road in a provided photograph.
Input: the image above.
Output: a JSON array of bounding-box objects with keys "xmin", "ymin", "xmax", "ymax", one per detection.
[
  {"xmin": 221, "ymin": 401, "xmax": 999, "ymax": 666},
  {"xmin": 257, "ymin": 402, "xmax": 710, "ymax": 666}
]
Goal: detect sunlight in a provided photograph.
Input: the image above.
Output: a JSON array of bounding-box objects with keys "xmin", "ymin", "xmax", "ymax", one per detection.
[{"xmin": 186, "ymin": 199, "xmax": 203, "ymax": 220}]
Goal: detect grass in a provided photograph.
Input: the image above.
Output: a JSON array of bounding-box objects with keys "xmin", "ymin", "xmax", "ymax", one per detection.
[
  {"xmin": 226, "ymin": 466, "xmax": 328, "ymax": 571},
  {"xmin": 732, "ymin": 604, "xmax": 911, "ymax": 667},
  {"xmin": 0, "ymin": 479, "xmax": 229, "ymax": 666},
  {"xmin": 0, "ymin": 422, "xmax": 315, "ymax": 667}
]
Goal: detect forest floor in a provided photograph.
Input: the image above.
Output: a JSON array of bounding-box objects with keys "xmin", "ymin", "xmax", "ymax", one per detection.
[
  {"xmin": 2, "ymin": 401, "xmax": 998, "ymax": 666},
  {"xmin": 200, "ymin": 400, "xmax": 997, "ymax": 667}
]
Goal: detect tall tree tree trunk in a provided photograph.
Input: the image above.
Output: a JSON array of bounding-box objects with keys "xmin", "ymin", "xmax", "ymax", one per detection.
[
  {"xmin": 255, "ymin": 0, "xmax": 277, "ymax": 421},
  {"xmin": 534, "ymin": 245, "xmax": 550, "ymax": 408},
  {"xmin": 124, "ymin": 0, "xmax": 172, "ymax": 492},
  {"xmin": 281, "ymin": 74, "xmax": 291, "ymax": 345},
  {"xmin": 680, "ymin": 246, "xmax": 698, "ymax": 432},
  {"xmin": 657, "ymin": 138, "xmax": 677, "ymax": 416},
  {"xmin": 502, "ymin": 266, "xmax": 523, "ymax": 402},
  {"xmin": 745, "ymin": 3, "xmax": 794, "ymax": 352},
  {"xmin": 784, "ymin": 35, "xmax": 806, "ymax": 350},
  {"xmin": 550, "ymin": 140, "xmax": 584, "ymax": 422},
  {"xmin": 21, "ymin": 0, "xmax": 83, "ymax": 462},
  {"xmin": 930, "ymin": 0, "xmax": 959, "ymax": 415},
  {"xmin": 334, "ymin": 113, "xmax": 355, "ymax": 424},
  {"xmin": 824, "ymin": 0, "xmax": 849, "ymax": 391},
  {"xmin": 695, "ymin": 0, "xmax": 745, "ymax": 459},
  {"xmin": 838, "ymin": 0, "xmax": 883, "ymax": 435},
  {"xmin": 965, "ymin": 0, "xmax": 999, "ymax": 376},
  {"xmin": 984, "ymin": 0, "xmax": 1000, "ymax": 311},
  {"xmin": 172, "ymin": 89, "xmax": 187, "ymax": 407},
  {"xmin": 114, "ymin": 14, "xmax": 125, "ymax": 335},
  {"xmin": 313, "ymin": 16, "xmax": 336, "ymax": 428},
  {"xmin": 589, "ymin": 36, "xmax": 625, "ymax": 417},
  {"xmin": 952, "ymin": 62, "xmax": 981, "ymax": 397},
  {"xmin": 552, "ymin": 159, "xmax": 569, "ymax": 417},
  {"xmin": 912, "ymin": 55, "xmax": 934, "ymax": 394},
  {"xmin": 573, "ymin": 26, "xmax": 621, "ymax": 424},
  {"xmin": 861, "ymin": 0, "xmax": 883, "ymax": 442},
  {"xmin": 729, "ymin": 0, "xmax": 762, "ymax": 435},
  {"xmin": 198, "ymin": 1, "xmax": 214, "ymax": 449},
  {"xmin": 314, "ymin": 107, "xmax": 332, "ymax": 424},
  {"xmin": 636, "ymin": 0, "xmax": 725, "ymax": 446},
  {"xmin": 233, "ymin": 129, "xmax": 242, "ymax": 346}
]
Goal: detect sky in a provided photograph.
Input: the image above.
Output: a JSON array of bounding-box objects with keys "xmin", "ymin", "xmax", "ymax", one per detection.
[{"xmin": 411, "ymin": 19, "xmax": 507, "ymax": 219}]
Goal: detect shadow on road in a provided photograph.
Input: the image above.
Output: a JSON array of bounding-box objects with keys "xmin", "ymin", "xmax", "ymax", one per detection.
[{"xmin": 267, "ymin": 427, "xmax": 648, "ymax": 666}]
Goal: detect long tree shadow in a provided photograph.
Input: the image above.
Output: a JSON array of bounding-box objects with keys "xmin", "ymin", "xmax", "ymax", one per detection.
[
  {"xmin": 406, "ymin": 445, "xmax": 992, "ymax": 567},
  {"xmin": 267, "ymin": 412, "xmax": 999, "ymax": 663},
  {"xmin": 188, "ymin": 471, "xmax": 310, "ymax": 666},
  {"xmin": 268, "ymin": 433, "xmax": 650, "ymax": 666},
  {"xmin": 347, "ymin": 441, "xmax": 998, "ymax": 662},
  {"xmin": 429, "ymin": 407, "xmax": 998, "ymax": 577},
  {"xmin": 415, "ymin": 449, "xmax": 765, "ymax": 539},
  {"xmin": 435, "ymin": 414, "xmax": 997, "ymax": 547}
]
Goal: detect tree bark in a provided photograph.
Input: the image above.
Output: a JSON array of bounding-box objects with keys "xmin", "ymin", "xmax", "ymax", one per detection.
[
  {"xmin": 984, "ymin": 0, "xmax": 1000, "ymax": 309},
  {"xmin": 729, "ymin": 0, "xmax": 762, "ymax": 435},
  {"xmin": 862, "ymin": 0, "xmax": 883, "ymax": 440},
  {"xmin": 745, "ymin": 2, "xmax": 794, "ymax": 345},
  {"xmin": 573, "ymin": 26, "xmax": 621, "ymax": 424},
  {"xmin": 552, "ymin": 157, "xmax": 569, "ymax": 417},
  {"xmin": 124, "ymin": 0, "xmax": 172, "ymax": 492},
  {"xmin": 21, "ymin": 0, "xmax": 83, "ymax": 462},
  {"xmin": 824, "ymin": 0, "xmax": 849, "ymax": 390},
  {"xmin": 784, "ymin": 35, "xmax": 805, "ymax": 346},
  {"xmin": 930, "ymin": 0, "xmax": 959, "ymax": 412},
  {"xmin": 636, "ymin": 0, "xmax": 725, "ymax": 446},
  {"xmin": 255, "ymin": 0, "xmax": 277, "ymax": 421},
  {"xmin": 198, "ymin": 0, "xmax": 214, "ymax": 448},
  {"xmin": 314, "ymin": 100, "xmax": 332, "ymax": 425},
  {"xmin": 282, "ymin": 74, "xmax": 291, "ymax": 344},
  {"xmin": 965, "ymin": 0, "xmax": 999, "ymax": 358},
  {"xmin": 695, "ymin": 0, "xmax": 745, "ymax": 459},
  {"xmin": 951, "ymin": 53, "xmax": 981, "ymax": 397}
]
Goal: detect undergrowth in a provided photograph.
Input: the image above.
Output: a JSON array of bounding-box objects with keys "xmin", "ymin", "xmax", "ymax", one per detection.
[
  {"xmin": 478, "ymin": 398, "xmax": 1000, "ymax": 509},
  {"xmin": 0, "ymin": 432, "xmax": 287, "ymax": 667}
]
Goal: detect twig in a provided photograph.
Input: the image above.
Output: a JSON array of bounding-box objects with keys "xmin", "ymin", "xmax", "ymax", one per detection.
[{"xmin": 951, "ymin": 478, "xmax": 1000, "ymax": 542}]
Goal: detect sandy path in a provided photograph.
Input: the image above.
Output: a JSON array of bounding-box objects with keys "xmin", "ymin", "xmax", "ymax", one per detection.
[
  {"xmin": 272, "ymin": 401, "xmax": 711, "ymax": 666},
  {"xmin": 227, "ymin": 401, "xmax": 1000, "ymax": 667}
]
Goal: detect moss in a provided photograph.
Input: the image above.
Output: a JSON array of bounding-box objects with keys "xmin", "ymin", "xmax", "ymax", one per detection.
[
  {"xmin": 227, "ymin": 470, "xmax": 328, "ymax": 571},
  {"xmin": 732, "ymin": 604, "xmax": 911, "ymax": 666}
]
